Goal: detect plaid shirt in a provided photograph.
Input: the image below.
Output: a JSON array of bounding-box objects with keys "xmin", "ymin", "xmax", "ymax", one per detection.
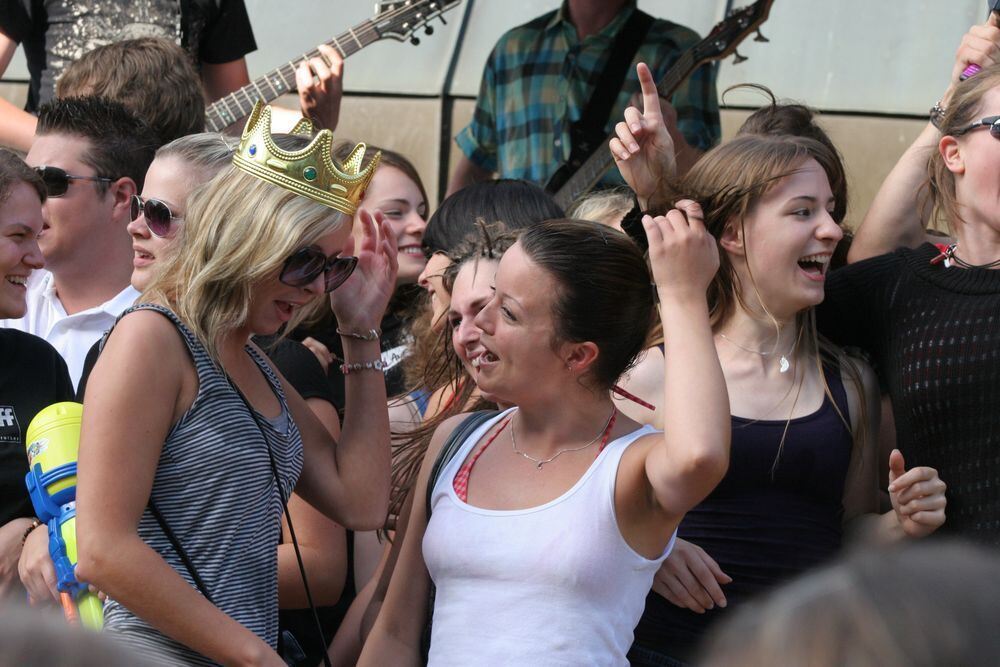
[{"xmin": 456, "ymin": 1, "xmax": 721, "ymax": 187}]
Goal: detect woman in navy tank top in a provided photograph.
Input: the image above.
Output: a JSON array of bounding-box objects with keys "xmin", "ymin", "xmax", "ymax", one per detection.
[{"xmin": 615, "ymin": 118, "xmax": 949, "ymax": 664}]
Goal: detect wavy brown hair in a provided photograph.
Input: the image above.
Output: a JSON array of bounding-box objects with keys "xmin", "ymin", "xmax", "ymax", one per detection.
[
  {"xmin": 662, "ymin": 134, "xmax": 868, "ymax": 473},
  {"xmin": 384, "ymin": 222, "xmax": 515, "ymax": 532}
]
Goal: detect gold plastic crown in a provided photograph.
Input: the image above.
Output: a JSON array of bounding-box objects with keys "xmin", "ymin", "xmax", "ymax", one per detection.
[{"xmin": 233, "ymin": 101, "xmax": 380, "ymax": 215}]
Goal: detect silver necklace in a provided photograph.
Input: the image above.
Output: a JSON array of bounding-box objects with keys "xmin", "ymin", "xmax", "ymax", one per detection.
[
  {"xmin": 510, "ymin": 407, "xmax": 616, "ymax": 470},
  {"xmin": 718, "ymin": 332, "xmax": 792, "ymax": 374}
]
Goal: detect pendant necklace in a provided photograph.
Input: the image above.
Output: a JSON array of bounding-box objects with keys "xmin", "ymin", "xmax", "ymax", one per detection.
[
  {"xmin": 511, "ymin": 406, "xmax": 617, "ymax": 470},
  {"xmin": 718, "ymin": 332, "xmax": 792, "ymax": 374}
]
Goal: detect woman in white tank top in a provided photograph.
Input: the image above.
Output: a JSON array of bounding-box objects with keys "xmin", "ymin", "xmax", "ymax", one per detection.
[{"xmin": 359, "ymin": 213, "xmax": 732, "ymax": 666}]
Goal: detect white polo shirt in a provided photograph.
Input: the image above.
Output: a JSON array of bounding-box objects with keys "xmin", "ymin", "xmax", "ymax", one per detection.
[{"xmin": 0, "ymin": 270, "xmax": 140, "ymax": 389}]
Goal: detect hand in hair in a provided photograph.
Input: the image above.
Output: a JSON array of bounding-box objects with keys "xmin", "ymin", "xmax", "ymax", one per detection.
[
  {"xmin": 296, "ymin": 44, "xmax": 344, "ymax": 131},
  {"xmin": 642, "ymin": 200, "xmax": 719, "ymax": 301},
  {"xmin": 887, "ymin": 449, "xmax": 947, "ymax": 538},
  {"xmin": 950, "ymin": 13, "xmax": 1000, "ymax": 93},
  {"xmin": 330, "ymin": 209, "xmax": 399, "ymax": 331},
  {"xmin": 610, "ymin": 62, "xmax": 676, "ymax": 210},
  {"xmin": 652, "ymin": 538, "xmax": 731, "ymax": 614}
]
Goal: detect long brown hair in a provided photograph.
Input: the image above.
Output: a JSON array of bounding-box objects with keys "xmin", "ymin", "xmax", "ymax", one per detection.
[
  {"xmin": 385, "ymin": 222, "xmax": 515, "ymax": 532},
  {"xmin": 663, "ymin": 134, "xmax": 868, "ymax": 472}
]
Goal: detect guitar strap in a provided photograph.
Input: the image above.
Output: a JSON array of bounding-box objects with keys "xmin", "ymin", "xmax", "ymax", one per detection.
[{"xmin": 560, "ymin": 9, "xmax": 655, "ymax": 185}]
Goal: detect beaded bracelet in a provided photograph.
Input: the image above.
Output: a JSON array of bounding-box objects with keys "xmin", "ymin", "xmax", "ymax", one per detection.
[
  {"xmin": 336, "ymin": 327, "xmax": 381, "ymax": 341},
  {"xmin": 20, "ymin": 518, "xmax": 41, "ymax": 547},
  {"xmin": 340, "ymin": 359, "xmax": 387, "ymax": 375}
]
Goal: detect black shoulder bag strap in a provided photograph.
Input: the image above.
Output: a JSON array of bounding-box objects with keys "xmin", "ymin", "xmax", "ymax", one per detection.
[
  {"xmin": 425, "ymin": 410, "xmax": 500, "ymax": 518},
  {"xmin": 148, "ymin": 360, "xmax": 332, "ymax": 667},
  {"xmin": 545, "ymin": 9, "xmax": 655, "ymax": 194}
]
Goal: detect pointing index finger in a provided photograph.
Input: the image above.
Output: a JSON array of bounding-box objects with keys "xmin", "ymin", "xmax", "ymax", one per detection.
[{"xmin": 636, "ymin": 62, "xmax": 662, "ymax": 120}]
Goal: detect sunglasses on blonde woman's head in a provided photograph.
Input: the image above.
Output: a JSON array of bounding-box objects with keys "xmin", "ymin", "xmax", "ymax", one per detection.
[
  {"xmin": 130, "ymin": 195, "xmax": 183, "ymax": 237},
  {"xmin": 280, "ymin": 246, "xmax": 358, "ymax": 293},
  {"xmin": 33, "ymin": 165, "xmax": 113, "ymax": 198},
  {"xmin": 954, "ymin": 115, "xmax": 1000, "ymax": 138}
]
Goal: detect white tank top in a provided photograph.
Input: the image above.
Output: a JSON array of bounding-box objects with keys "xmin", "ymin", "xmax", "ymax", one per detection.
[{"xmin": 423, "ymin": 409, "xmax": 675, "ymax": 666}]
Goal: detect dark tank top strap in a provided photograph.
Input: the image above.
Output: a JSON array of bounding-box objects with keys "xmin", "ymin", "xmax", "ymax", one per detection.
[{"xmin": 821, "ymin": 360, "xmax": 852, "ymax": 426}]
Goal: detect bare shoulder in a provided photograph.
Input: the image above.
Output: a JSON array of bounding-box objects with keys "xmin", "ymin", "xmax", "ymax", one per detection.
[
  {"xmin": 90, "ymin": 308, "xmax": 195, "ymax": 411},
  {"xmin": 836, "ymin": 347, "xmax": 878, "ymax": 395},
  {"xmin": 97, "ymin": 309, "xmax": 188, "ymax": 368}
]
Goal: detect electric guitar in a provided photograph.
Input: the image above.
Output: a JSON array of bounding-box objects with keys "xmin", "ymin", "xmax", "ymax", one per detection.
[
  {"xmin": 548, "ymin": 0, "xmax": 776, "ymax": 209},
  {"xmin": 205, "ymin": 0, "xmax": 462, "ymax": 132}
]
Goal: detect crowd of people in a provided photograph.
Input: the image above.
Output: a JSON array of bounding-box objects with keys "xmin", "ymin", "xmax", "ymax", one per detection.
[{"xmin": 1, "ymin": 0, "xmax": 999, "ymax": 665}]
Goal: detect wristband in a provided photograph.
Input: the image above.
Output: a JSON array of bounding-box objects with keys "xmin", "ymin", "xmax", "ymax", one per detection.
[
  {"xmin": 336, "ymin": 327, "xmax": 381, "ymax": 341},
  {"xmin": 929, "ymin": 101, "xmax": 946, "ymax": 129},
  {"xmin": 340, "ymin": 358, "xmax": 387, "ymax": 374}
]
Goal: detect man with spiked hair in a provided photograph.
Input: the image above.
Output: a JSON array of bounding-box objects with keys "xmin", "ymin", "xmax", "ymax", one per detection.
[{"xmin": 0, "ymin": 96, "xmax": 157, "ymax": 388}]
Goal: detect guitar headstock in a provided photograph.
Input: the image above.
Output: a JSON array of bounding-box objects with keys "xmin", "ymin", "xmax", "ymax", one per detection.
[
  {"xmin": 693, "ymin": 0, "xmax": 774, "ymax": 65},
  {"xmin": 373, "ymin": 0, "xmax": 462, "ymax": 44}
]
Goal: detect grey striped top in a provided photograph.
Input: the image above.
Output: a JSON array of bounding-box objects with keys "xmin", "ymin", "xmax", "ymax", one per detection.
[{"xmin": 102, "ymin": 304, "xmax": 304, "ymax": 666}]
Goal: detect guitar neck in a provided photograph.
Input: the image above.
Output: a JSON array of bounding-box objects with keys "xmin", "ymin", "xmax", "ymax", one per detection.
[
  {"xmin": 552, "ymin": 50, "xmax": 698, "ymax": 210},
  {"xmin": 204, "ymin": 20, "xmax": 379, "ymax": 132}
]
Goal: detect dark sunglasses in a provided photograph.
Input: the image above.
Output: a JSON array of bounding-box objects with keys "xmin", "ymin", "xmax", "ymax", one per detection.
[
  {"xmin": 280, "ymin": 246, "xmax": 358, "ymax": 293},
  {"xmin": 954, "ymin": 115, "xmax": 1000, "ymax": 138},
  {"xmin": 33, "ymin": 165, "xmax": 113, "ymax": 198},
  {"xmin": 130, "ymin": 195, "xmax": 182, "ymax": 237}
]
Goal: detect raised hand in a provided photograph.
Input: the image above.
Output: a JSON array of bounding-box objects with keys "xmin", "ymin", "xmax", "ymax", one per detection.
[
  {"xmin": 888, "ymin": 449, "xmax": 946, "ymax": 538},
  {"xmin": 610, "ymin": 62, "xmax": 676, "ymax": 209},
  {"xmin": 652, "ymin": 539, "xmax": 731, "ymax": 614},
  {"xmin": 329, "ymin": 209, "xmax": 399, "ymax": 331},
  {"xmin": 296, "ymin": 44, "xmax": 344, "ymax": 131},
  {"xmin": 643, "ymin": 199, "xmax": 719, "ymax": 303}
]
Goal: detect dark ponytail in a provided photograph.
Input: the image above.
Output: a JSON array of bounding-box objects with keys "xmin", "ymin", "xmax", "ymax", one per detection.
[{"xmin": 518, "ymin": 219, "xmax": 655, "ymax": 391}]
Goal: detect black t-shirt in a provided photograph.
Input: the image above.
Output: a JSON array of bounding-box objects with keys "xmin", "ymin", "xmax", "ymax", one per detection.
[
  {"xmin": 0, "ymin": 329, "xmax": 74, "ymax": 526},
  {"xmin": 252, "ymin": 336, "xmax": 332, "ymax": 404},
  {"xmin": 0, "ymin": 0, "xmax": 257, "ymax": 111}
]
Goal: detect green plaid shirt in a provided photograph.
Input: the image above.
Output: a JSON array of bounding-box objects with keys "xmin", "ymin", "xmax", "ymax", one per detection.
[{"xmin": 456, "ymin": 1, "xmax": 720, "ymax": 186}]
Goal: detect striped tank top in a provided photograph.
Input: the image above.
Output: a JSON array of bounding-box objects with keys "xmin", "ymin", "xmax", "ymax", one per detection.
[{"xmin": 101, "ymin": 305, "xmax": 304, "ymax": 666}]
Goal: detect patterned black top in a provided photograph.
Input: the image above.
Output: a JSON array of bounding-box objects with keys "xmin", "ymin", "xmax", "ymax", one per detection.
[{"xmin": 818, "ymin": 243, "xmax": 1000, "ymax": 543}]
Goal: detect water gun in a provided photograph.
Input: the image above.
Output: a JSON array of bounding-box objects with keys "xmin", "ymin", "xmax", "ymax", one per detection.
[
  {"xmin": 961, "ymin": 0, "xmax": 1000, "ymax": 79},
  {"xmin": 24, "ymin": 402, "xmax": 103, "ymax": 630}
]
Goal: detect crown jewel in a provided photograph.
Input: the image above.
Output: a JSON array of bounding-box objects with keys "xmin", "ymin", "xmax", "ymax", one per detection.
[{"xmin": 233, "ymin": 101, "xmax": 380, "ymax": 215}]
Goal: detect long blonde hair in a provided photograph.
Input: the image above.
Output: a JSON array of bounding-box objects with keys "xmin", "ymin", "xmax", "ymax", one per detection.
[{"xmin": 142, "ymin": 167, "xmax": 351, "ymax": 362}]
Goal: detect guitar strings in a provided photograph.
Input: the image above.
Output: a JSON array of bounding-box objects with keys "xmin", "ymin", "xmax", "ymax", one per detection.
[{"xmin": 208, "ymin": 2, "xmax": 435, "ymax": 126}]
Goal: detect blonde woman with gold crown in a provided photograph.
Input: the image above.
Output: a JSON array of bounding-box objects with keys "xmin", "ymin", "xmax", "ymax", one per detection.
[{"xmin": 73, "ymin": 103, "xmax": 393, "ymax": 667}]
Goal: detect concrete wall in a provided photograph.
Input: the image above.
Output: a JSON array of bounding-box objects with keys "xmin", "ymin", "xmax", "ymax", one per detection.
[{"xmin": 1, "ymin": 0, "xmax": 983, "ymax": 223}]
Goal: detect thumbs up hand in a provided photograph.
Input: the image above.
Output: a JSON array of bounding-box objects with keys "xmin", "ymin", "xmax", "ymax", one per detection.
[{"xmin": 887, "ymin": 449, "xmax": 947, "ymax": 538}]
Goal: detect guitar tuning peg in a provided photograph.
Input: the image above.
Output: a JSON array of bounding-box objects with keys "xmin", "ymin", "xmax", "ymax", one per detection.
[
  {"xmin": 732, "ymin": 50, "xmax": 749, "ymax": 64},
  {"xmin": 410, "ymin": 36, "xmax": 421, "ymax": 46},
  {"xmin": 754, "ymin": 30, "xmax": 769, "ymax": 43},
  {"xmin": 425, "ymin": 25, "xmax": 434, "ymax": 35}
]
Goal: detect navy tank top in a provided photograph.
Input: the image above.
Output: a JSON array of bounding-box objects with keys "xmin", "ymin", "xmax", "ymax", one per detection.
[{"xmin": 632, "ymin": 364, "xmax": 853, "ymax": 660}]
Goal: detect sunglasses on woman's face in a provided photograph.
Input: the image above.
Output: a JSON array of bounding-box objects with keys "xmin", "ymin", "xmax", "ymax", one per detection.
[
  {"xmin": 280, "ymin": 246, "xmax": 358, "ymax": 293},
  {"xmin": 130, "ymin": 195, "xmax": 182, "ymax": 237},
  {"xmin": 954, "ymin": 115, "xmax": 1000, "ymax": 138},
  {"xmin": 33, "ymin": 165, "xmax": 113, "ymax": 198}
]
